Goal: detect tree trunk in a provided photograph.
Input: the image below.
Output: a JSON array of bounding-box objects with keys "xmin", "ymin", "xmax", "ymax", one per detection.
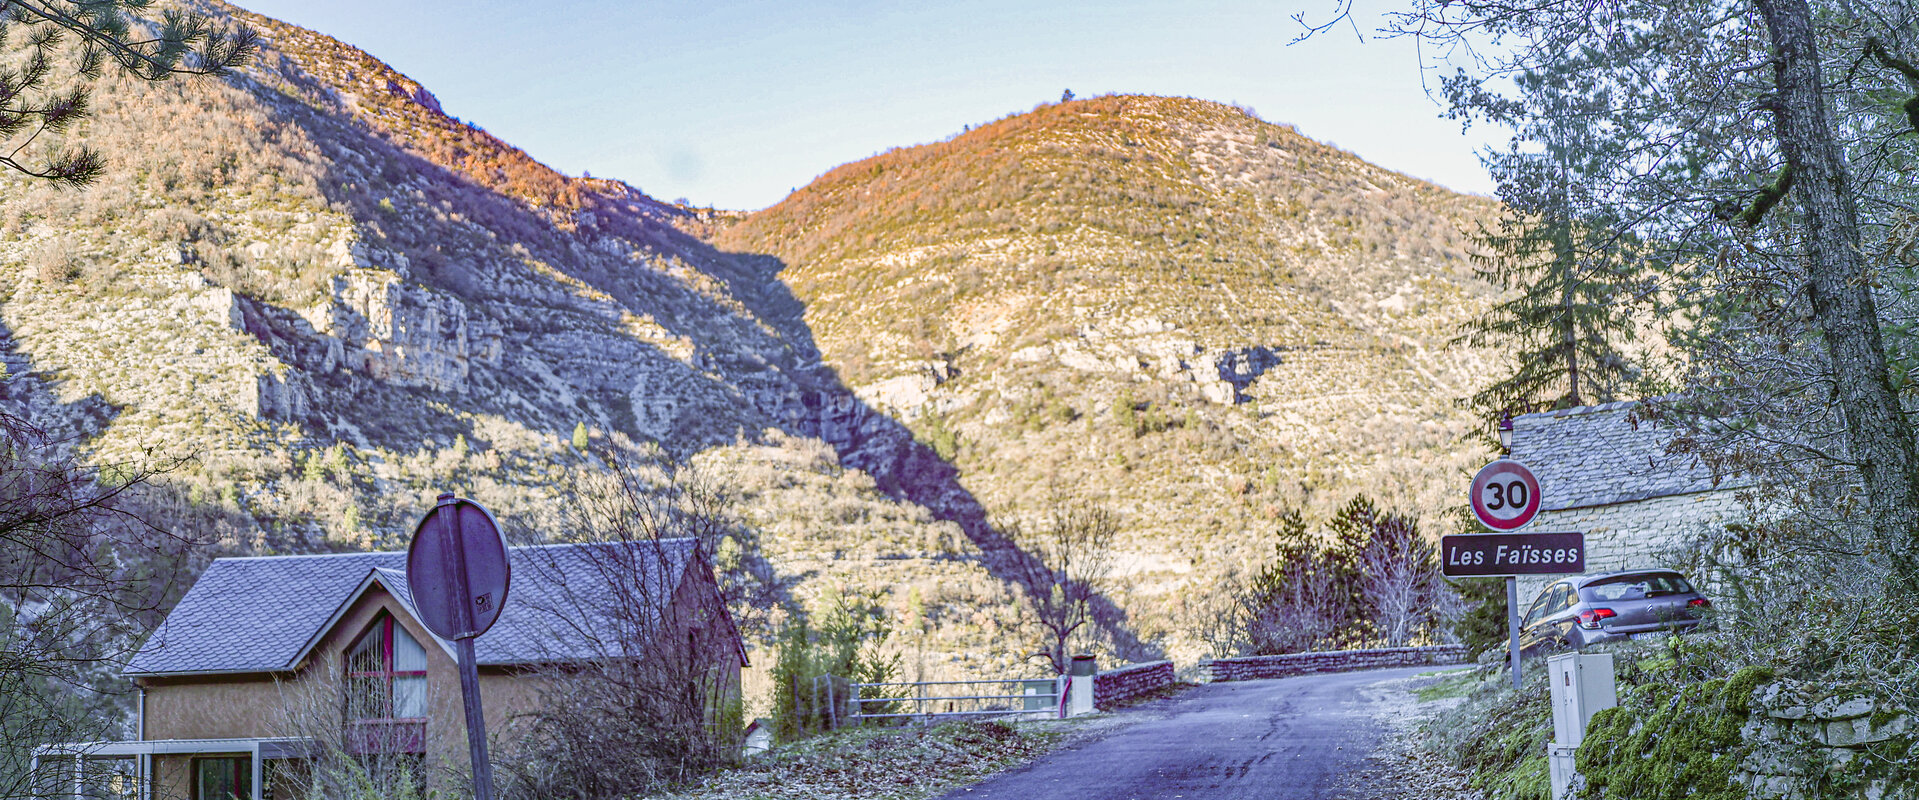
[
  {"xmin": 1757, "ymin": 0, "xmax": 1919, "ymax": 587},
  {"xmin": 1550, "ymin": 178, "xmax": 1582, "ymax": 407},
  {"xmin": 1556, "ymin": 216, "xmax": 1582, "ymax": 408}
]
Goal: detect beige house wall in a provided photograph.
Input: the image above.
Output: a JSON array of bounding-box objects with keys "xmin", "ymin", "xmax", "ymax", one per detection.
[{"xmin": 139, "ymin": 583, "xmax": 548, "ymax": 798}]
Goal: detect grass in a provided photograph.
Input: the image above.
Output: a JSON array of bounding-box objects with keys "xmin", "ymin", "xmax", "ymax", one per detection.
[{"xmin": 1413, "ymin": 669, "xmax": 1477, "ymax": 702}]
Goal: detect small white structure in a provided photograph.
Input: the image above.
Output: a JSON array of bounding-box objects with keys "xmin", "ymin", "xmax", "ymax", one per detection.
[
  {"xmin": 1067, "ymin": 655, "xmax": 1097, "ymax": 717},
  {"xmin": 741, "ymin": 719, "xmax": 773, "ymax": 758},
  {"xmin": 1547, "ymin": 652, "xmax": 1618, "ymax": 799}
]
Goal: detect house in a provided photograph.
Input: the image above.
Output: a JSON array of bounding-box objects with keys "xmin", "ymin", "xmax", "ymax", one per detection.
[
  {"xmin": 1506, "ymin": 400, "xmax": 1756, "ymax": 603},
  {"xmin": 32, "ymin": 538, "xmax": 746, "ymax": 800}
]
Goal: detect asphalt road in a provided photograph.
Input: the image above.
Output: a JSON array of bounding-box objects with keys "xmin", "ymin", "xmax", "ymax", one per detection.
[{"xmin": 935, "ymin": 665, "xmax": 1441, "ymax": 800}]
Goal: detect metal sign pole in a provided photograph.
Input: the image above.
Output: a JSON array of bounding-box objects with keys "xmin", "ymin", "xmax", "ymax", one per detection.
[
  {"xmin": 1506, "ymin": 576, "xmax": 1522, "ymax": 691},
  {"xmin": 1459, "ymin": 459, "xmax": 1569, "ymax": 694},
  {"xmin": 431, "ymin": 499, "xmax": 495, "ymax": 800},
  {"xmin": 453, "ymin": 637, "xmax": 494, "ymax": 800}
]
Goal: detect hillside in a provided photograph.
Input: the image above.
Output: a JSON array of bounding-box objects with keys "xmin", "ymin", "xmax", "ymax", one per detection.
[
  {"xmin": 0, "ymin": 1, "xmax": 1501, "ymax": 680},
  {"xmin": 0, "ymin": 0, "xmax": 1022, "ymax": 683},
  {"xmin": 718, "ymin": 95, "xmax": 1503, "ymax": 648}
]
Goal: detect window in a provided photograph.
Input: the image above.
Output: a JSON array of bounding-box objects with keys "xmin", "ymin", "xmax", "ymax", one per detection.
[
  {"xmin": 1583, "ymin": 573, "xmax": 1696, "ymax": 602},
  {"xmin": 346, "ymin": 615, "xmax": 428, "ymax": 722},
  {"xmin": 193, "ymin": 757, "xmax": 250, "ymax": 800},
  {"xmin": 345, "ymin": 615, "xmax": 428, "ymax": 754},
  {"xmin": 1549, "ymin": 583, "xmax": 1576, "ymax": 615},
  {"xmin": 1522, "ymin": 590, "xmax": 1553, "ymax": 627}
]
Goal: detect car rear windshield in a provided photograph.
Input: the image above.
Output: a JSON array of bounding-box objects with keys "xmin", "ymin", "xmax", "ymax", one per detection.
[{"xmin": 1582, "ymin": 573, "xmax": 1694, "ymax": 601}]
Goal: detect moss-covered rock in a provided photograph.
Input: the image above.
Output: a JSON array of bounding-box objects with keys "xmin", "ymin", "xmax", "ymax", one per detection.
[{"xmin": 1575, "ymin": 675, "xmax": 1754, "ymax": 800}]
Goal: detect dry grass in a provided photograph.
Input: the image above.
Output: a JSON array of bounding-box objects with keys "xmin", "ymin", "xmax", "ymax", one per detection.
[
  {"xmin": 1349, "ymin": 670, "xmax": 1486, "ymax": 800},
  {"xmin": 653, "ymin": 718, "xmax": 1085, "ymax": 800}
]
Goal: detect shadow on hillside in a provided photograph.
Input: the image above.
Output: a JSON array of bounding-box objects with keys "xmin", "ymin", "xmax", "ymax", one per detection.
[
  {"xmin": 0, "ymin": 317, "xmax": 287, "ymax": 628},
  {"xmin": 0, "ymin": 319, "xmax": 117, "ymax": 450},
  {"xmin": 212, "ymin": 66, "xmax": 1158, "ymax": 667}
]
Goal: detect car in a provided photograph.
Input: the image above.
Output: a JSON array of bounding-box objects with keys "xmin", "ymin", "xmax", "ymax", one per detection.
[{"xmin": 1516, "ymin": 569, "xmax": 1711, "ymax": 655}]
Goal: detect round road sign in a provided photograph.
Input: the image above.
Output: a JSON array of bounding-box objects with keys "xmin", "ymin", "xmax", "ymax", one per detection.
[
  {"xmin": 406, "ymin": 494, "xmax": 510, "ymax": 641},
  {"xmin": 1470, "ymin": 460, "xmax": 1541, "ymax": 531}
]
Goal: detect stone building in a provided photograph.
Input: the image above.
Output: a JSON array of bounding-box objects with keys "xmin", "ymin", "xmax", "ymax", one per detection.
[
  {"xmin": 33, "ymin": 539, "xmax": 746, "ymax": 800},
  {"xmin": 1507, "ymin": 400, "xmax": 1755, "ymax": 603}
]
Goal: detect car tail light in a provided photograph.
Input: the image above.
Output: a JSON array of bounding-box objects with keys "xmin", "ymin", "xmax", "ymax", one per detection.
[
  {"xmin": 1688, "ymin": 597, "xmax": 1712, "ymax": 609},
  {"xmin": 1577, "ymin": 608, "xmax": 1616, "ymax": 629}
]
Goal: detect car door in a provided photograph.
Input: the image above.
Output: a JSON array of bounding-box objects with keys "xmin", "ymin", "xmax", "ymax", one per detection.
[
  {"xmin": 1541, "ymin": 582, "xmax": 1580, "ymax": 643},
  {"xmin": 1517, "ymin": 582, "xmax": 1567, "ymax": 654},
  {"xmin": 1518, "ymin": 582, "xmax": 1575, "ymax": 653}
]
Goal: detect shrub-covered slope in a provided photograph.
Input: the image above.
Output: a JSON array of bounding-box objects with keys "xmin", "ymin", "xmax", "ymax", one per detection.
[
  {"xmin": 718, "ymin": 95, "xmax": 1503, "ymax": 652},
  {"xmin": 2, "ymin": 4, "xmax": 1501, "ymax": 671}
]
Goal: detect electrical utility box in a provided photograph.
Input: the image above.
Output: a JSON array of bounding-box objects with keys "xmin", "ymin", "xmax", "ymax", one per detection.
[
  {"xmin": 1547, "ymin": 744, "xmax": 1579, "ymax": 799},
  {"xmin": 1547, "ymin": 652, "xmax": 1618, "ymax": 800},
  {"xmin": 1548, "ymin": 651, "xmax": 1617, "ymax": 747}
]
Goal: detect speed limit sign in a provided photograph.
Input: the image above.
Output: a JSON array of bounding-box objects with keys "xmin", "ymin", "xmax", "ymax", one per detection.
[{"xmin": 1470, "ymin": 460, "xmax": 1541, "ymax": 531}]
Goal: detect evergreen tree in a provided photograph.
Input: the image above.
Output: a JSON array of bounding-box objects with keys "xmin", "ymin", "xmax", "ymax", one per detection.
[
  {"xmin": 0, "ymin": 1, "xmax": 258, "ymax": 186},
  {"xmin": 1457, "ymin": 62, "xmax": 1651, "ymax": 421},
  {"xmin": 1240, "ymin": 497, "xmax": 1446, "ymax": 652},
  {"xmin": 1241, "ymin": 508, "xmax": 1350, "ymax": 654}
]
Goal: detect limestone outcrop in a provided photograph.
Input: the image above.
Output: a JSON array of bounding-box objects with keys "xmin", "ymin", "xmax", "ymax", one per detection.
[{"xmin": 321, "ymin": 269, "xmax": 501, "ymax": 393}]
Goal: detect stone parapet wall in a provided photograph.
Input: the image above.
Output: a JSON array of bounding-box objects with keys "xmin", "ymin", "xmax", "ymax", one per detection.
[
  {"xmin": 1738, "ymin": 681, "xmax": 1912, "ymax": 799},
  {"xmin": 1200, "ymin": 645, "xmax": 1468, "ymax": 683},
  {"xmin": 1093, "ymin": 660, "xmax": 1175, "ymax": 710}
]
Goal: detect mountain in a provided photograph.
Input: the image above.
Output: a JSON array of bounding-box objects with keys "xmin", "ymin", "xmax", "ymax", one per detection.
[
  {"xmin": 0, "ymin": 1, "xmax": 1499, "ymax": 675},
  {"xmin": 719, "ymin": 94, "xmax": 1503, "ymax": 646}
]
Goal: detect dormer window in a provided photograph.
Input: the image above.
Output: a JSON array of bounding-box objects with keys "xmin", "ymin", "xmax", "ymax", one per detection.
[{"xmin": 345, "ymin": 614, "xmax": 428, "ymax": 753}]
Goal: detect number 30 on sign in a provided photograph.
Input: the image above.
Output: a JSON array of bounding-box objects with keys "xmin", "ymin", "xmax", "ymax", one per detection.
[{"xmin": 1470, "ymin": 460, "xmax": 1541, "ymax": 531}]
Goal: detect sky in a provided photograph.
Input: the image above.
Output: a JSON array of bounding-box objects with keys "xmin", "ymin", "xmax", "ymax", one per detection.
[{"xmin": 233, "ymin": 0, "xmax": 1499, "ymax": 212}]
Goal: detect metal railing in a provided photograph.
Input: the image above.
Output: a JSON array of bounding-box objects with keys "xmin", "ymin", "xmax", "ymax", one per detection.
[{"xmin": 847, "ymin": 677, "xmax": 1065, "ymax": 723}]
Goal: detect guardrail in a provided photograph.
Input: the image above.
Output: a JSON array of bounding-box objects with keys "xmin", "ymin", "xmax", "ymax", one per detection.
[{"xmin": 847, "ymin": 677, "xmax": 1065, "ymax": 722}]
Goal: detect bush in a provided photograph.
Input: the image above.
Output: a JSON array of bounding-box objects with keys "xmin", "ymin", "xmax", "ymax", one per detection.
[
  {"xmin": 770, "ymin": 590, "xmax": 902, "ymax": 741},
  {"xmin": 1450, "ymin": 576, "xmax": 1509, "ymax": 658},
  {"xmin": 1236, "ymin": 496, "xmax": 1451, "ymax": 654}
]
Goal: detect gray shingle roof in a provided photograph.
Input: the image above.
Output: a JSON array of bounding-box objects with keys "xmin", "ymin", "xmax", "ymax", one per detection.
[
  {"xmin": 1509, "ymin": 400, "xmax": 1749, "ymax": 512},
  {"xmin": 125, "ymin": 539, "xmax": 701, "ymax": 677}
]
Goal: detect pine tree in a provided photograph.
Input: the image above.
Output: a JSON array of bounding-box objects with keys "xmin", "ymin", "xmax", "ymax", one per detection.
[
  {"xmin": 1456, "ymin": 61, "xmax": 1651, "ymax": 421},
  {"xmin": 0, "ymin": 1, "xmax": 258, "ymax": 185},
  {"xmin": 1460, "ymin": 173, "xmax": 1643, "ymax": 418}
]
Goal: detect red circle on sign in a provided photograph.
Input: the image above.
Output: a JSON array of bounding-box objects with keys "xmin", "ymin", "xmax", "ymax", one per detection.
[{"xmin": 1470, "ymin": 460, "xmax": 1541, "ymax": 531}]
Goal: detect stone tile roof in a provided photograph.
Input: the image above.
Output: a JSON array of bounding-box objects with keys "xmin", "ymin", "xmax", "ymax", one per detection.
[
  {"xmin": 125, "ymin": 539, "xmax": 700, "ymax": 677},
  {"xmin": 1509, "ymin": 400, "xmax": 1749, "ymax": 512}
]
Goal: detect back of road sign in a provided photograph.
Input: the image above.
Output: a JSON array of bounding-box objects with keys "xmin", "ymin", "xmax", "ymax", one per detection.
[{"xmin": 406, "ymin": 496, "xmax": 510, "ymax": 640}]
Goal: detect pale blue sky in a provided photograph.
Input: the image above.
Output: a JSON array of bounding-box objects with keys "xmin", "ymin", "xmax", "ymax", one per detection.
[{"xmin": 234, "ymin": 0, "xmax": 1496, "ymax": 211}]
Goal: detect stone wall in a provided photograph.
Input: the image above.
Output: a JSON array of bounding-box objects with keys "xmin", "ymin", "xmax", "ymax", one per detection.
[
  {"xmin": 1200, "ymin": 645, "xmax": 1468, "ymax": 683},
  {"xmin": 1516, "ymin": 490, "xmax": 1748, "ymax": 603},
  {"xmin": 1093, "ymin": 660, "xmax": 1175, "ymax": 710},
  {"xmin": 1737, "ymin": 681, "xmax": 1913, "ymax": 799}
]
